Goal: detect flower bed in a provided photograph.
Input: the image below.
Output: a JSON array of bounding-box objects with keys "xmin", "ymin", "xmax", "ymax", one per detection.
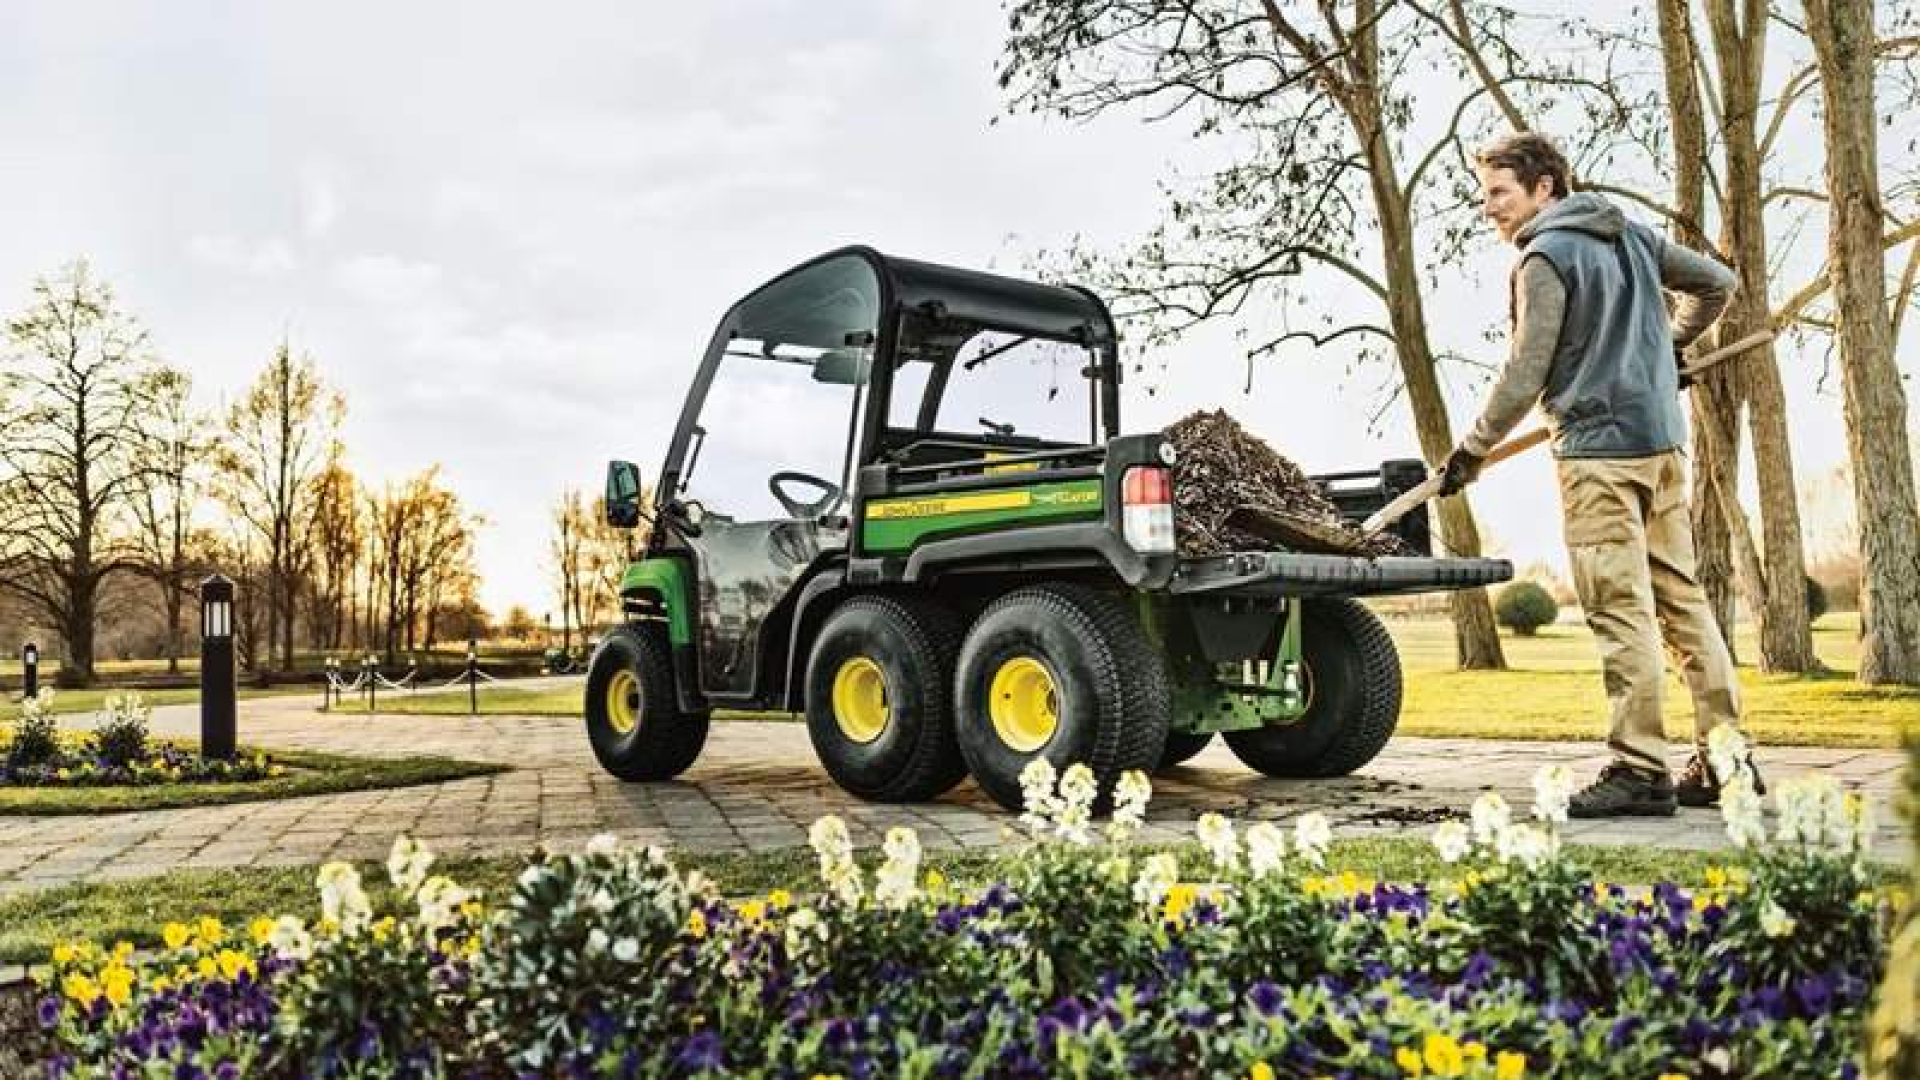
[
  {"xmin": 35, "ymin": 733, "xmax": 1893, "ymax": 1079},
  {"xmin": 1, "ymin": 692, "xmax": 283, "ymax": 788}
]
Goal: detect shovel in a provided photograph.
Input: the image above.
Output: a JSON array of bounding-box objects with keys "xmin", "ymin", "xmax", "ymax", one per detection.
[{"xmin": 1359, "ymin": 329, "xmax": 1776, "ymax": 537}]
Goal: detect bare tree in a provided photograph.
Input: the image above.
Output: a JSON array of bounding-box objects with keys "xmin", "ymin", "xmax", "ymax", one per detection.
[
  {"xmin": 304, "ymin": 451, "xmax": 361, "ymax": 653},
  {"xmin": 126, "ymin": 367, "xmax": 209, "ymax": 674},
  {"xmin": 0, "ymin": 262, "xmax": 158, "ymax": 686},
  {"xmin": 1802, "ymin": 0, "xmax": 1920, "ymax": 684},
  {"xmin": 218, "ymin": 341, "xmax": 343, "ymax": 673},
  {"xmin": 548, "ymin": 489, "xmax": 588, "ymax": 654}
]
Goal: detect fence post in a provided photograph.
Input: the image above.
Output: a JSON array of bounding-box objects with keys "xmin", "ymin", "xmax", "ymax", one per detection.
[
  {"xmin": 21, "ymin": 642, "xmax": 37, "ymax": 700},
  {"xmin": 199, "ymin": 575, "xmax": 237, "ymax": 761},
  {"xmin": 365, "ymin": 654, "xmax": 377, "ymax": 713},
  {"xmin": 467, "ymin": 638, "xmax": 479, "ymax": 716}
]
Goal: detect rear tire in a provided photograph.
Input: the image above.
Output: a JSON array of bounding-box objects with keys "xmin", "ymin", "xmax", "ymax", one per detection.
[
  {"xmin": 804, "ymin": 596, "xmax": 967, "ymax": 802},
  {"xmin": 1156, "ymin": 731, "xmax": 1213, "ymax": 771},
  {"xmin": 955, "ymin": 584, "xmax": 1169, "ymax": 813},
  {"xmin": 1224, "ymin": 597, "xmax": 1401, "ymax": 778},
  {"xmin": 585, "ymin": 625, "xmax": 710, "ymax": 781}
]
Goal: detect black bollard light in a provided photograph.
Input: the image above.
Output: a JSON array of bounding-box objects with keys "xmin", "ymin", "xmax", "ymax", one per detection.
[
  {"xmin": 466, "ymin": 637, "xmax": 479, "ymax": 716},
  {"xmin": 199, "ymin": 575, "xmax": 237, "ymax": 761},
  {"xmin": 21, "ymin": 642, "xmax": 38, "ymax": 700}
]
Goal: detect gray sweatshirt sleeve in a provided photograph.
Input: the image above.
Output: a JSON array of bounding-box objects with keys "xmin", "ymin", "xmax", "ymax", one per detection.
[
  {"xmin": 1462, "ymin": 255, "xmax": 1564, "ymax": 457},
  {"xmin": 1659, "ymin": 239, "xmax": 1737, "ymax": 347}
]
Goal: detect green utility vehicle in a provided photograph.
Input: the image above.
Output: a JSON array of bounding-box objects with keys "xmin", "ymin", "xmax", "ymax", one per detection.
[{"xmin": 588, "ymin": 248, "xmax": 1510, "ymax": 811}]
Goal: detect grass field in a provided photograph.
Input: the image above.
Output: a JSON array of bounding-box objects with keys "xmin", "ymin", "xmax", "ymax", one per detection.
[
  {"xmin": 0, "ymin": 747, "xmax": 507, "ymax": 816},
  {"xmin": 0, "ymin": 686, "xmax": 315, "ymax": 725},
  {"xmin": 3, "ymin": 833, "xmax": 1872, "ymax": 967},
  {"xmin": 334, "ymin": 612, "xmax": 1913, "ymax": 749}
]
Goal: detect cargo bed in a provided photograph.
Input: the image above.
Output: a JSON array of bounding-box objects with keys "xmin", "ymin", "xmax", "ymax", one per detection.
[{"xmin": 1169, "ymin": 551, "xmax": 1513, "ymax": 598}]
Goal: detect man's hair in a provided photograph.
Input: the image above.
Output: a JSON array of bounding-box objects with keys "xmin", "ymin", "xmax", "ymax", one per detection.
[{"xmin": 1474, "ymin": 133, "xmax": 1572, "ymax": 198}]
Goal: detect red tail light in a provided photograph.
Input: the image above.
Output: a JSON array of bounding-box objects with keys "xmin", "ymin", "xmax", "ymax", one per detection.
[{"xmin": 1123, "ymin": 466, "xmax": 1172, "ymax": 506}]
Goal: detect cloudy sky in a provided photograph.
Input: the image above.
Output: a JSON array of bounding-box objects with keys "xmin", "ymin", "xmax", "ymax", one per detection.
[{"xmin": 2, "ymin": 2, "xmax": 1895, "ymax": 619}]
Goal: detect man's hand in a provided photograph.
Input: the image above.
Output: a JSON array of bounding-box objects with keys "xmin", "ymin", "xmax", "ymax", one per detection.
[
  {"xmin": 1437, "ymin": 447, "xmax": 1484, "ymax": 497},
  {"xmin": 1675, "ymin": 342, "xmax": 1695, "ymax": 390}
]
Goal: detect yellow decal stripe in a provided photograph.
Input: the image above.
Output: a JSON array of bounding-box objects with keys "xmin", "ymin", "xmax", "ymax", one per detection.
[{"xmin": 867, "ymin": 490, "xmax": 1033, "ymax": 520}]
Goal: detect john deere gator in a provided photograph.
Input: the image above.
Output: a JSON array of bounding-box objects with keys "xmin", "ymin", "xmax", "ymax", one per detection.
[{"xmin": 588, "ymin": 247, "xmax": 1511, "ymax": 811}]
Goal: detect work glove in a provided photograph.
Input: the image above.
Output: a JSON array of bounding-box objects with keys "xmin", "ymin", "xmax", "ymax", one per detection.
[
  {"xmin": 1674, "ymin": 342, "xmax": 1695, "ymax": 390},
  {"xmin": 1436, "ymin": 447, "xmax": 1484, "ymax": 497}
]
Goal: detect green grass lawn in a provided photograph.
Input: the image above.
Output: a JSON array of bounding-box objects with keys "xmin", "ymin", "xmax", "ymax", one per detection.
[
  {"xmin": 0, "ymin": 686, "xmax": 313, "ymax": 725},
  {"xmin": 0, "ymin": 747, "xmax": 507, "ymax": 816},
  {"xmin": 0, "ymin": 835, "xmax": 1851, "ymax": 967},
  {"xmin": 337, "ymin": 612, "xmax": 1912, "ymax": 749}
]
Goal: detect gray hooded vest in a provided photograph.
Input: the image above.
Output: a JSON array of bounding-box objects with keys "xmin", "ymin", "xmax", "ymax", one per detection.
[{"xmin": 1515, "ymin": 193, "xmax": 1687, "ymax": 458}]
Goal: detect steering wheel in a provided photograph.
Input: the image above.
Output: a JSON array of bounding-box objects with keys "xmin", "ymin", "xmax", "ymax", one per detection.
[{"xmin": 768, "ymin": 471, "xmax": 843, "ymax": 518}]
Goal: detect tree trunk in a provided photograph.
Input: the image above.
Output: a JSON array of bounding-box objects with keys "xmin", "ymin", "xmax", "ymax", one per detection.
[
  {"xmin": 1705, "ymin": 0, "xmax": 1819, "ymax": 673},
  {"xmin": 162, "ymin": 576, "xmax": 183, "ymax": 675},
  {"xmin": 1806, "ymin": 0, "xmax": 1920, "ymax": 685},
  {"xmin": 1357, "ymin": 101, "xmax": 1506, "ymax": 670},
  {"xmin": 1656, "ymin": 0, "xmax": 1738, "ymax": 655}
]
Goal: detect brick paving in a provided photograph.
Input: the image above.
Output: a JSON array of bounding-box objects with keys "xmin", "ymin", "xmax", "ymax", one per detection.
[{"xmin": 0, "ymin": 686, "xmax": 1906, "ymax": 896}]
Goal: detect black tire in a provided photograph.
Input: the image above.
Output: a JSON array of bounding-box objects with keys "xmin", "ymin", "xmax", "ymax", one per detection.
[
  {"xmin": 1157, "ymin": 731, "xmax": 1213, "ymax": 771},
  {"xmin": 1224, "ymin": 597, "xmax": 1401, "ymax": 777},
  {"xmin": 955, "ymin": 583, "xmax": 1169, "ymax": 812},
  {"xmin": 584, "ymin": 626, "xmax": 710, "ymax": 781},
  {"xmin": 804, "ymin": 596, "xmax": 967, "ymax": 803}
]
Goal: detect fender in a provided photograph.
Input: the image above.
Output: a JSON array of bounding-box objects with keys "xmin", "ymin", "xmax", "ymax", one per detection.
[{"xmin": 619, "ymin": 558, "xmax": 694, "ymax": 647}]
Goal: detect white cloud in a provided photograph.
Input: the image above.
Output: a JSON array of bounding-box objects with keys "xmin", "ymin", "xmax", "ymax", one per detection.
[
  {"xmin": 185, "ymin": 233, "xmax": 298, "ymax": 276},
  {"xmin": 302, "ymin": 173, "xmax": 340, "ymax": 237}
]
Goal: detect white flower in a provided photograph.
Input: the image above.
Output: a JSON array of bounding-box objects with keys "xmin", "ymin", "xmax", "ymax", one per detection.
[
  {"xmin": 585, "ymin": 833, "xmax": 622, "ymax": 858},
  {"xmin": 1496, "ymin": 823, "xmax": 1557, "ymax": 869},
  {"xmin": 316, "ymin": 862, "xmax": 372, "ymax": 933},
  {"xmin": 611, "ymin": 937, "xmax": 640, "ymax": 963},
  {"xmin": 1107, "ymin": 770, "xmax": 1153, "ymax": 842},
  {"xmin": 874, "ymin": 826, "xmax": 923, "ymax": 910},
  {"xmin": 1195, "ymin": 812, "xmax": 1241, "ymax": 873},
  {"xmin": 1720, "ymin": 774, "xmax": 1768, "ymax": 850},
  {"xmin": 1469, "ymin": 792, "xmax": 1512, "ymax": 846},
  {"xmin": 1431, "ymin": 821, "xmax": 1471, "ymax": 864},
  {"xmin": 1245, "ymin": 823, "xmax": 1287, "ymax": 878},
  {"xmin": 267, "ymin": 916, "xmax": 313, "ymax": 961},
  {"xmin": 1759, "ymin": 899, "xmax": 1797, "ymax": 938},
  {"xmin": 517, "ymin": 864, "xmax": 550, "ymax": 891},
  {"xmin": 809, "ymin": 815, "xmax": 863, "ymax": 905},
  {"xmin": 387, "ymin": 835, "xmax": 435, "ymax": 897},
  {"xmin": 587, "ymin": 887, "xmax": 615, "ymax": 915},
  {"xmin": 784, "ymin": 907, "xmax": 828, "ymax": 956},
  {"xmin": 1018, "ymin": 759, "xmax": 1061, "ymax": 835},
  {"xmin": 1775, "ymin": 775, "xmax": 1842, "ymax": 849},
  {"xmin": 1133, "ymin": 852, "xmax": 1179, "ymax": 907},
  {"xmin": 1530, "ymin": 765, "xmax": 1574, "ymax": 825},
  {"xmin": 1706, "ymin": 725, "xmax": 1751, "ymax": 785},
  {"xmin": 416, "ymin": 876, "xmax": 471, "ymax": 931},
  {"xmin": 1293, "ymin": 812, "xmax": 1332, "ymax": 869},
  {"xmin": 1059, "ymin": 763, "xmax": 1098, "ymax": 812},
  {"xmin": 586, "ymin": 928, "xmax": 610, "ymax": 955}
]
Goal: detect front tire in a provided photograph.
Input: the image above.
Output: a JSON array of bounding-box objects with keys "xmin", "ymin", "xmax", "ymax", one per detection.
[
  {"xmin": 1224, "ymin": 598, "xmax": 1401, "ymax": 778},
  {"xmin": 804, "ymin": 596, "xmax": 967, "ymax": 803},
  {"xmin": 584, "ymin": 626, "xmax": 710, "ymax": 781},
  {"xmin": 955, "ymin": 584, "xmax": 1169, "ymax": 812}
]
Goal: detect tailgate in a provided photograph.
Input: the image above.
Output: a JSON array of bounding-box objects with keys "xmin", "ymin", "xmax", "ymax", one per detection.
[{"xmin": 1169, "ymin": 551, "xmax": 1512, "ymax": 598}]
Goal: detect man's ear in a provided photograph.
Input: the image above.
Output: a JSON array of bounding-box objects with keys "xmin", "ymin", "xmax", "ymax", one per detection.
[{"xmin": 1532, "ymin": 175, "xmax": 1557, "ymax": 201}]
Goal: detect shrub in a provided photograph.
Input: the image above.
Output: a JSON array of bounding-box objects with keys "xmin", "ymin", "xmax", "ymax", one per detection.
[
  {"xmin": 1806, "ymin": 574, "xmax": 1829, "ymax": 622},
  {"xmin": 6, "ymin": 689, "xmax": 60, "ymax": 769},
  {"xmin": 1495, "ymin": 580, "xmax": 1559, "ymax": 636},
  {"xmin": 92, "ymin": 694, "xmax": 150, "ymax": 769}
]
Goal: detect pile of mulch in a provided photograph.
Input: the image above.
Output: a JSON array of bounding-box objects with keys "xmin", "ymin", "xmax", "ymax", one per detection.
[{"xmin": 1162, "ymin": 409, "xmax": 1406, "ymax": 559}]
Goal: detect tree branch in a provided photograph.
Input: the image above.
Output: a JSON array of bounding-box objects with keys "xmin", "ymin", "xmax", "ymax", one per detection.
[{"xmin": 1772, "ymin": 218, "xmax": 1920, "ymax": 328}]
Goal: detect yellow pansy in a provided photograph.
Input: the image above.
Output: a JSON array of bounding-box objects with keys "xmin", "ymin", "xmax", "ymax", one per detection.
[
  {"xmin": 150, "ymin": 975, "xmax": 173, "ymax": 994},
  {"xmin": 52, "ymin": 943, "xmax": 76, "ymax": 968},
  {"xmin": 250, "ymin": 917, "xmax": 276, "ymax": 945},
  {"xmin": 1248, "ymin": 1064, "xmax": 1276, "ymax": 1080},
  {"xmin": 1705, "ymin": 867, "xmax": 1728, "ymax": 890},
  {"xmin": 217, "ymin": 949, "xmax": 253, "ymax": 981},
  {"xmin": 1163, "ymin": 883, "xmax": 1200, "ymax": 924},
  {"xmin": 101, "ymin": 965, "xmax": 134, "ymax": 1007},
  {"xmin": 1495, "ymin": 1051, "xmax": 1526, "ymax": 1080},
  {"xmin": 738, "ymin": 898, "xmax": 768, "ymax": 924},
  {"xmin": 1395, "ymin": 1046, "xmax": 1424, "ymax": 1076},
  {"xmin": 769, "ymin": 888, "xmax": 793, "ymax": 910},
  {"xmin": 1656, "ymin": 1074, "xmax": 1690, "ymax": 1080},
  {"xmin": 924, "ymin": 869, "xmax": 947, "ymax": 891},
  {"xmin": 196, "ymin": 956, "xmax": 217, "ymax": 980},
  {"xmin": 1463, "ymin": 1041, "xmax": 1487, "ymax": 1062},
  {"xmin": 195, "ymin": 916, "xmax": 225, "ymax": 947},
  {"xmin": 163, "ymin": 922, "xmax": 192, "ymax": 950},
  {"xmin": 687, "ymin": 910, "xmax": 708, "ymax": 939},
  {"xmin": 1422, "ymin": 1033, "xmax": 1465, "ymax": 1076},
  {"xmin": 62, "ymin": 973, "xmax": 100, "ymax": 1007}
]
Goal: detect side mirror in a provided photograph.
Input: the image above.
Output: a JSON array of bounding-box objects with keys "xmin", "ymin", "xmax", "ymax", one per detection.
[{"xmin": 605, "ymin": 460, "xmax": 644, "ymax": 529}]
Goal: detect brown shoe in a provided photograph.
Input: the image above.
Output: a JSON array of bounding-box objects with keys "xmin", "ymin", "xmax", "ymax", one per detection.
[
  {"xmin": 1676, "ymin": 751, "xmax": 1767, "ymax": 808},
  {"xmin": 1568, "ymin": 764, "xmax": 1677, "ymax": 819}
]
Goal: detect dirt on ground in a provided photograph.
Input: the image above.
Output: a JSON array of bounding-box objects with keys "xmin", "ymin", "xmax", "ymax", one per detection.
[
  {"xmin": 1162, "ymin": 409, "xmax": 1407, "ymax": 559},
  {"xmin": 0, "ymin": 976, "xmax": 56, "ymax": 1075}
]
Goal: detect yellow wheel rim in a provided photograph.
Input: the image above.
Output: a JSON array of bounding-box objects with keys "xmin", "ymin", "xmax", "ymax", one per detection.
[
  {"xmin": 989, "ymin": 656, "xmax": 1058, "ymax": 752},
  {"xmin": 606, "ymin": 669, "xmax": 640, "ymax": 734},
  {"xmin": 832, "ymin": 656, "xmax": 889, "ymax": 744}
]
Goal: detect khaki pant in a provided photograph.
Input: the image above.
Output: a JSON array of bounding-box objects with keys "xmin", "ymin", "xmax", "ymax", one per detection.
[{"xmin": 1557, "ymin": 450, "xmax": 1742, "ymax": 777}]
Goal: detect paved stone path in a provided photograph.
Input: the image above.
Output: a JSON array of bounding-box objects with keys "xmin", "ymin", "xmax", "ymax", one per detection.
[{"xmin": 0, "ymin": 687, "xmax": 1906, "ymax": 896}]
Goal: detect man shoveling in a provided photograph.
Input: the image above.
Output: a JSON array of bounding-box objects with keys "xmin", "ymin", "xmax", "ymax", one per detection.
[{"xmin": 1439, "ymin": 133, "xmax": 1763, "ymax": 818}]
